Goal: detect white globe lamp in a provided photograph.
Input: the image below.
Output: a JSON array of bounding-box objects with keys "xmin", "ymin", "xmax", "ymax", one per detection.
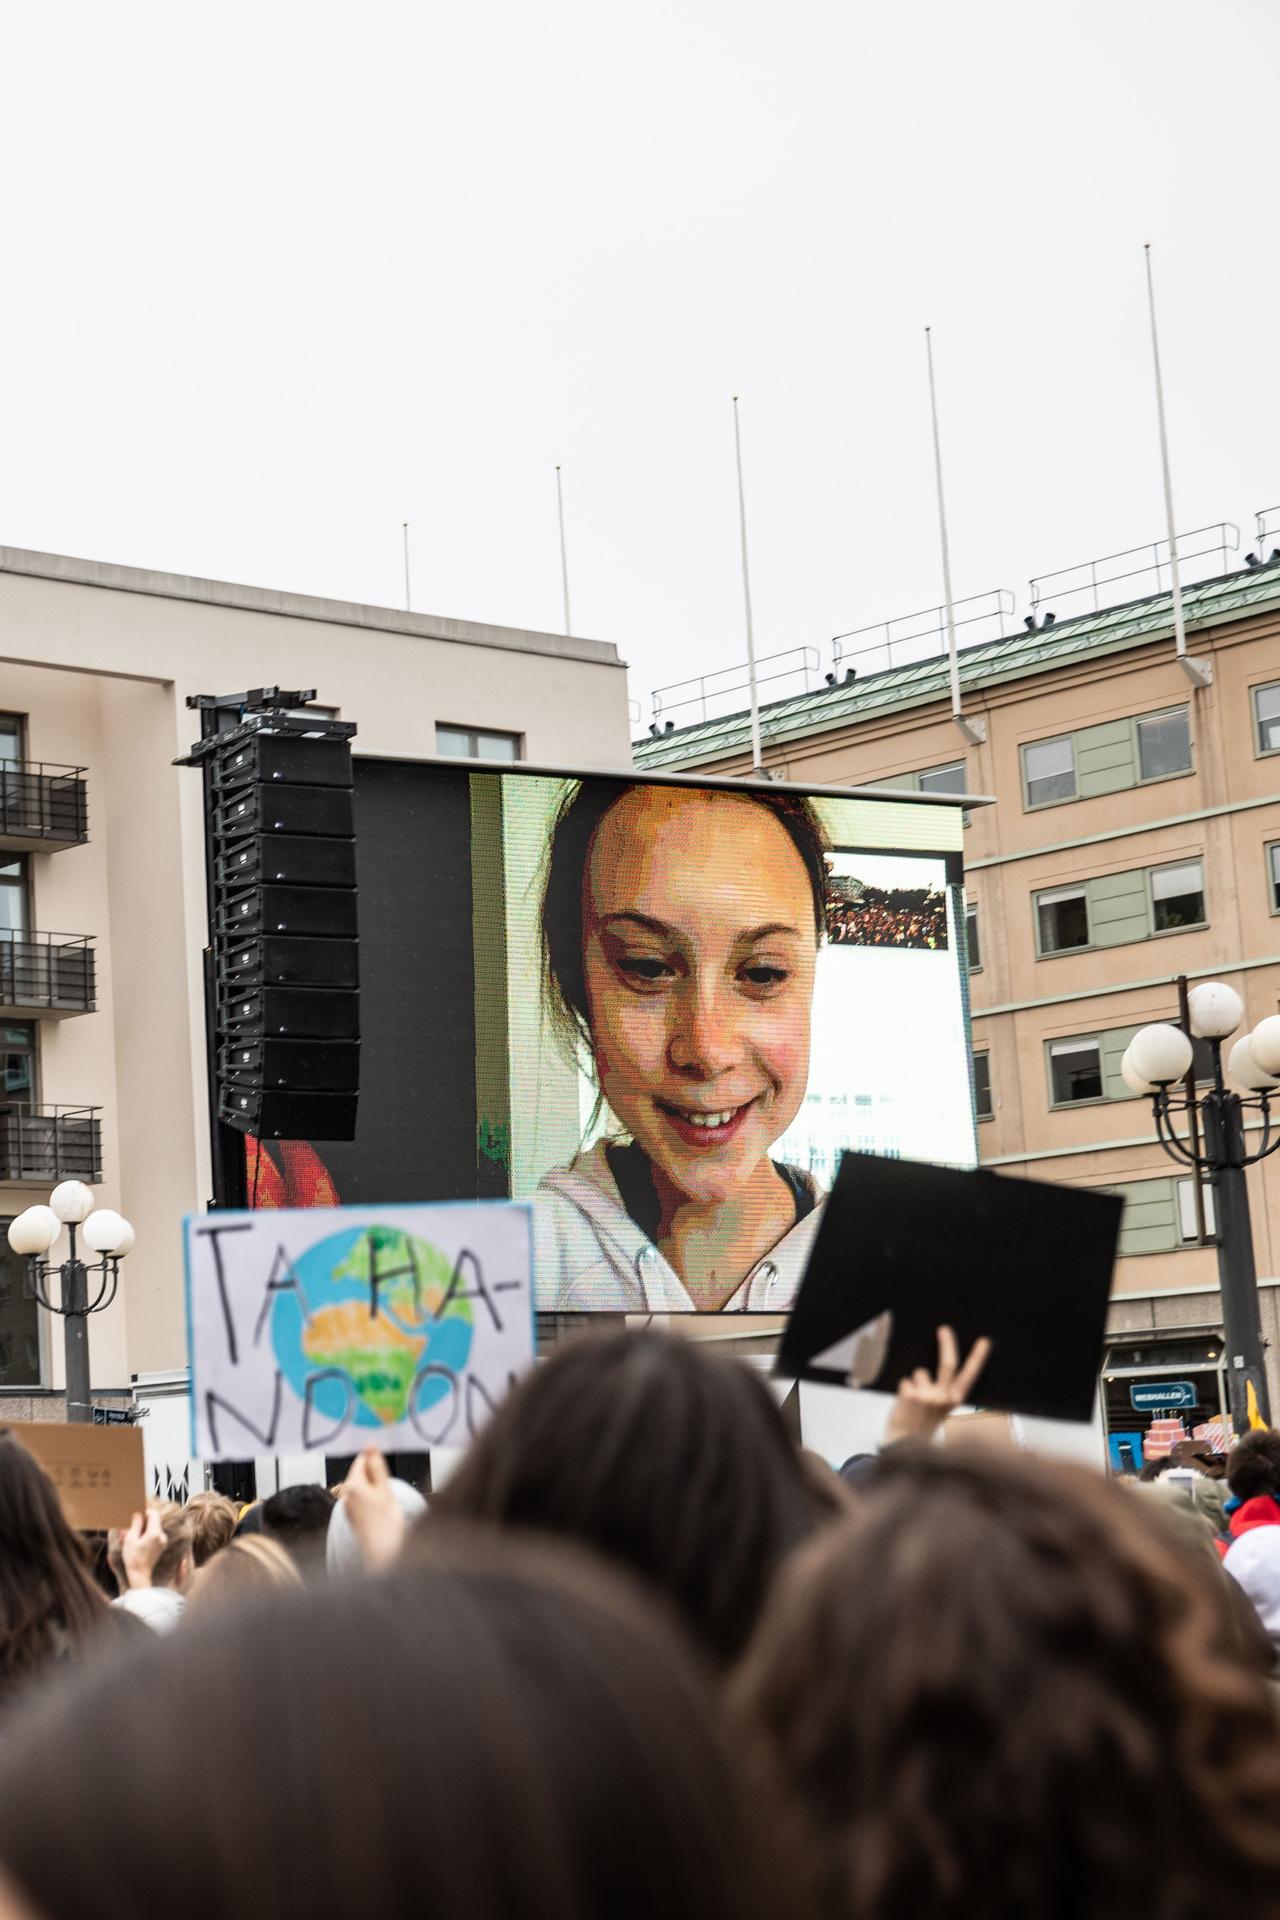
[
  {"xmin": 1249, "ymin": 1015, "xmax": 1280, "ymax": 1080},
  {"xmin": 49, "ymin": 1181, "xmax": 95, "ymax": 1225},
  {"xmin": 1187, "ymin": 980, "xmax": 1244, "ymax": 1041},
  {"xmin": 1228, "ymin": 1037, "xmax": 1280, "ymax": 1093},
  {"xmin": 6, "ymin": 1206, "xmax": 60, "ymax": 1257},
  {"xmin": 1120, "ymin": 1049, "xmax": 1158, "ymax": 1097},
  {"xmin": 81, "ymin": 1210, "xmax": 135, "ymax": 1258},
  {"xmin": 1126, "ymin": 1023, "xmax": 1194, "ymax": 1088}
]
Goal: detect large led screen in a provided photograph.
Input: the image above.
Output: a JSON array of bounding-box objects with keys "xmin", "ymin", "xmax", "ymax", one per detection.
[{"xmin": 248, "ymin": 762, "xmax": 976, "ymax": 1314}]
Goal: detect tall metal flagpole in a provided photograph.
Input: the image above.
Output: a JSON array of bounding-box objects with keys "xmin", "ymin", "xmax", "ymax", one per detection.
[
  {"xmin": 555, "ymin": 466, "xmax": 572, "ymax": 636},
  {"xmin": 925, "ymin": 328, "xmax": 984, "ymax": 745},
  {"xmin": 1144, "ymin": 245, "xmax": 1211, "ymax": 690},
  {"xmin": 402, "ymin": 522, "xmax": 411, "ymax": 613},
  {"xmin": 732, "ymin": 396, "xmax": 764, "ymax": 773}
]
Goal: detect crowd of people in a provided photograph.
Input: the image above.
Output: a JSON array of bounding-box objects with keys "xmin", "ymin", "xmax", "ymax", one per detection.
[
  {"xmin": 825, "ymin": 884, "xmax": 949, "ymax": 950},
  {"xmin": 1, "ymin": 1329, "xmax": 1280, "ymax": 1919}
]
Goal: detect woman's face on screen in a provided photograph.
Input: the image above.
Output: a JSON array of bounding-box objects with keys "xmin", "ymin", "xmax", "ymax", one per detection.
[{"xmin": 581, "ymin": 788, "xmax": 818, "ymax": 1209}]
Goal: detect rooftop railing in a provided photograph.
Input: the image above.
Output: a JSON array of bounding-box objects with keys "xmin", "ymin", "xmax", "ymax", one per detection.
[
  {"xmin": 1027, "ymin": 523, "xmax": 1239, "ymax": 619},
  {"xmin": 832, "ymin": 589, "xmax": 1015, "ymax": 679}
]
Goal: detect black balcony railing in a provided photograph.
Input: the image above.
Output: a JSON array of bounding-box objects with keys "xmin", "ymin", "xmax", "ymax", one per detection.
[
  {"xmin": 0, "ymin": 1107, "xmax": 101, "ymax": 1184},
  {"xmin": 0, "ymin": 763, "xmax": 89, "ymax": 850},
  {"xmin": 0, "ymin": 933, "xmax": 95, "ymax": 1016}
]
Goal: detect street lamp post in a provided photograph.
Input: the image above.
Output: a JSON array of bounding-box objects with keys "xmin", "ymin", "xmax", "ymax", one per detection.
[
  {"xmin": 1122, "ymin": 981, "xmax": 1280, "ymax": 1435},
  {"xmin": 6, "ymin": 1182, "xmax": 135, "ymax": 1424}
]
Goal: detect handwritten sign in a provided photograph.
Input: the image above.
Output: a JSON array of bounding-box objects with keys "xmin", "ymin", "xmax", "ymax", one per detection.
[
  {"xmin": 184, "ymin": 1203, "xmax": 534, "ymax": 1462},
  {"xmin": 9, "ymin": 1420, "xmax": 147, "ymax": 1530}
]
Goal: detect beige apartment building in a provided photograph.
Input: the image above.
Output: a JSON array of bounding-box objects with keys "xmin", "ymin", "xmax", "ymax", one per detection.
[
  {"xmin": 634, "ymin": 560, "xmax": 1280, "ymax": 1450},
  {"xmin": 0, "ymin": 545, "xmax": 630, "ymax": 1438}
]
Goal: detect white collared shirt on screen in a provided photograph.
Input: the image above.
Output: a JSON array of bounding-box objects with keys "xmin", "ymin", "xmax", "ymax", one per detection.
[{"xmin": 533, "ymin": 1140, "xmax": 823, "ymax": 1313}]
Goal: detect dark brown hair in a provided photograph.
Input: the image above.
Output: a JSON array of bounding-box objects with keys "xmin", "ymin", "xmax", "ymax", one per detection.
[
  {"xmin": 540, "ymin": 777, "xmax": 829, "ymax": 1059},
  {"xmin": 0, "ymin": 1432, "xmax": 108, "ymax": 1704},
  {"xmin": 1227, "ymin": 1428, "xmax": 1280, "ymax": 1502},
  {"xmin": 0, "ymin": 1540, "xmax": 782, "ymax": 1920},
  {"xmin": 731, "ymin": 1445, "xmax": 1280, "ymax": 1920},
  {"xmin": 427, "ymin": 1328, "xmax": 822, "ymax": 1665}
]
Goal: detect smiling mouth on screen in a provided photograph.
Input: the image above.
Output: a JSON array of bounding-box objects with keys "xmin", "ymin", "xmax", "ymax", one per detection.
[{"xmin": 654, "ymin": 1095, "xmax": 762, "ymax": 1149}]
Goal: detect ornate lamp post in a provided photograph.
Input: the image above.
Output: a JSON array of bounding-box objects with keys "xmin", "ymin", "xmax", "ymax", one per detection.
[
  {"xmin": 1122, "ymin": 981, "xmax": 1280, "ymax": 1435},
  {"xmin": 6, "ymin": 1181, "xmax": 135, "ymax": 1424}
]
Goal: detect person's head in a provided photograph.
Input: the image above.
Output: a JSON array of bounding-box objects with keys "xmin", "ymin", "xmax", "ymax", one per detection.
[
  {"xmin": 731, "ymin": 1445, "xmax": 1280, "ymax": 1920},
  {"xmin": 1227, "ymin": 1428, "xmax": 1280, "ymax": 1502},
  {"xmin": 427, "ymin": 1327, "xmax": 821, "ymax": 1665},
  {"xmin": 542, "ymin": 779, "xmax": 828, "ymax": 1207},
  {"xmin": 185, "ymin": 1536, "xmax": 303, "ymax": 1618},
  {"xmin": 148, "ymin": 1503, "xmax": 194, "ymax": 1591},
  {"xmin": 183, "ymin": 1492, "xmax": 238, "ymax": 1568},
  {"xmin": 0, "ymin": 1541, "xmax": 780, "ymax": 1920},
  {"xmin": 0, "ymin": 1433, "xmax": 105, "ymax": 1697},
  {"xmin": 260, "ymin": 1484, "xmax": 336, "ymax": 1563}
]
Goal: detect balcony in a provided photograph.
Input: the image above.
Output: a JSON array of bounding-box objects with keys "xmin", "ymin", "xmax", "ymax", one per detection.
[
  {"xmin": 0, "ymin": 1107, "xmax": 102, "ymax": 1185},
  {"xmin": 0, "ymin": 763, "xmax": 89, "ymax": 852},
  {"xmin": 0, "ymin": 933, "xmax": 96, "ymax": 1019}
]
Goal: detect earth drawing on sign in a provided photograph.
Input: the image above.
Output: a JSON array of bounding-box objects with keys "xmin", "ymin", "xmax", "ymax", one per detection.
[{"xmin": 271, "ymin": 1226, "xmax": 474, "ymax": 1429}]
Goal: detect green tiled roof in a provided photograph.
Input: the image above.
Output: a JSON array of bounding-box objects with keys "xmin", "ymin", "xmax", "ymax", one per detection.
[{"xmin": 632, "ymin": 565, "xmax": 1280, "ymax": 770}]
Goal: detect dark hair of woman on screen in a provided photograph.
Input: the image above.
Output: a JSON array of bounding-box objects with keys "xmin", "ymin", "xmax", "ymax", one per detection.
[
  {"xmin": 0, "ymin": 1538, "xmax": 785, "ymax": 1920},
  {"xmin": 730, "ymin": 1444, "xmax": 1280, "ymax": 1920}
]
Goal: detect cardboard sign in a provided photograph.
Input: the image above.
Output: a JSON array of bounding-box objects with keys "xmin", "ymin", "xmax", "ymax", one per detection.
[
  {"xmin": 185, "ymin": 1203, "xmax": 535, "ymax": 1462},
  {"xmin": 777, "ymin": 1152, "xmax": 1122, "ymax": 1423},
  {"xmin": 7, "ymin": 1420, "xmax": 146, "ymax": 1530}
]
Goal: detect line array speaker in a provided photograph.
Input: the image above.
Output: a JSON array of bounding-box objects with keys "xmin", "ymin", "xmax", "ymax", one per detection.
[{"xmin": 207, "ymin": 723, "xmax": 360, "ymax": 1140}]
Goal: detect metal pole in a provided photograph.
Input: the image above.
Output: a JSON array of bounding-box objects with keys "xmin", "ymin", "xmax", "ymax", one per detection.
[
  {"xmin": 1200, "ymin": 1045, "xmax": 1271, "ymax": 1431},
  {"xmin": 924, "ymin": 327, "xmax": 964, "ymax": 726},
  {"xmin": 1144, "ymin": 246, "xmax": 1208, "ymax": 689},
  {"xmin": 555, "ymin": 468, "xmax": 572, "ymax": 636},
  {"xmin": 403, "ymin": 523, "xmax": 411, "ymax": 613},
  {"xmin": 731, "ymin": 397, "xmax": 764, "ymax": 773},
  {"xmin": 62, "ymin": 1221, "xmax": 91, "ymax": 1424}
]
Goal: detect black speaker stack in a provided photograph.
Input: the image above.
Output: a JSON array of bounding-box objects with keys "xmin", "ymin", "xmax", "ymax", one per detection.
[{"xmin": 195, "ymin": 706, "xmax": 360, "ymax": 1143}]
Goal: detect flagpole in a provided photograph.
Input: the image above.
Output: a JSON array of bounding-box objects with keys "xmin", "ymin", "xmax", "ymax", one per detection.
[
  {"xmin": 732, "ymin": 396, "xmax": 764, "ymax": 773},
  {"xmin": 1144, "ymin": 244, "xmax": 1211, "ymax": 689},
  {"xmin": 555, "ymin": 466, "xmax": 572, "ymax": 636},
  {"xmin": 402, "ymin": 522, "xmax": 411, "ymax": 613}
]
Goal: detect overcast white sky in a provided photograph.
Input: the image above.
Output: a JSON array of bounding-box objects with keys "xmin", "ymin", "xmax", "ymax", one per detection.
[{"xmin": 3, "ymin": 1, "xmax": 1277, "ymax": 728}]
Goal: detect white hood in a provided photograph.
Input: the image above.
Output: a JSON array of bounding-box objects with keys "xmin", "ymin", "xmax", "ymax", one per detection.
[
  {"xmin": 534, "ymin": 1140, "xmax": 823, "ymax": 1313},
  {"xmin": 1225, "ymin": 1527, "xmax": 1280, "ymax": 1647}
]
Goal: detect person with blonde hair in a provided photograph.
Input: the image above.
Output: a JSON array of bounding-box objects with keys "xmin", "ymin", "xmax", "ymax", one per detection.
[
  {"xmin": 182, "ymin": 1492, "xmax": 238, "ymax": 1569},
  {"xmin": 185, "ymin": 1536, "xmax": 302, "ymax": 1617}
]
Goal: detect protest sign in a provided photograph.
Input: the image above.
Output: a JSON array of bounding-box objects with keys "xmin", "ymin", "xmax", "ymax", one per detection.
[
  {"xmin": 185, "ymin": 1202, "xmax": 534, "ymax": 1461},
  {"xmin": 8, "ymin": 1420, "xmax": 146, "ymax": 1530}
]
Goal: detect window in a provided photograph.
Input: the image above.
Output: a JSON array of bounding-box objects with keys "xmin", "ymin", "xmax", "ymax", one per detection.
[
  {"xmin": 0, "ymin": 1233, "xmax": 40, "ymax": 1389},
  {"xmin": 1254, "ymin": 682, "xmax": 1280, "ymax": 756},
  {"xmin": 1049, "ymin": 1037, "xmax": 1103, "ymax": 1106},
  {"xmin": 0, "ymin": 1023, "xmax": 34, "ymax": 1105},
  {"xmin": 965, "ymin": 903, "xmax": 981, "ymax": 972},
  {"xmin": 0, "ymin": 716, "xmax": 23, "ymax": 765},
  {"xmin": 435, "ymin": 726, "xmax": 523, "ymax": 761},
  {"xmin": 1269, "ymin": 843, "xmax": 1280, "ymax": 914},
  {"xmin": 1023, "ymin": 735, "xmax": 1076, "ymax": 808},
  {"xmin": 973, "ymin": 1051, "xmax": 993, "ymax": 1121},
  {"xmin": 918, "ymin": 761, "xmax": 967, "ymax": 796},
  {"xmin": 1177, "ymin": 1178, "xmax": 1216, "ymax": 1242},
  {"xmin": 1150, "ymin": 860, "xmax": 1205, "ymax": 933},
  {"xmin": 0, "ymin": 860, "xmax": 28, "ymax": 937},
  {"xmin": 1037, "ymin": 886, "xmax": 1090, "ymax": 954},
  {"xmin": 1136, "ymin": 707, "xmax": 1192, "ymax": 781}
]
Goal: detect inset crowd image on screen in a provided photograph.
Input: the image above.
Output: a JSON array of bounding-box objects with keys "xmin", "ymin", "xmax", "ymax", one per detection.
[{"xmin": 824, "ymin": 872, "xmax": 949, "ymax": 950}]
